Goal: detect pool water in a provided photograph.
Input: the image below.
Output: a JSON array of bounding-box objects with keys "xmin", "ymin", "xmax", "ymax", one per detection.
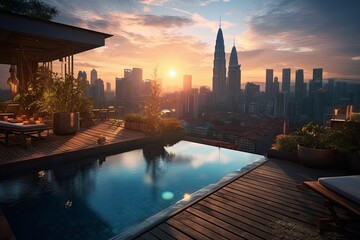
[{"xmin": 0, "ymin": 140, "xmax": 265, "ymax": 240}]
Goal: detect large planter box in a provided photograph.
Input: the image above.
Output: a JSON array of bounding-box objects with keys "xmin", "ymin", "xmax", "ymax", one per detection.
[
  {"xmin": 267, "ymin": 148, "xmax": 298, "ymax": 162},
  {"xmin": 53, "ymin": 112, "xmax": 80, "ymax": 135},
  {"xmin": 297, "ymin": 145, "xmax": 335, "ymax": 168}
]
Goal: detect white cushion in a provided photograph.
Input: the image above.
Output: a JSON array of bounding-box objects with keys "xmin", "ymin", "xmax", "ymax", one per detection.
[{"xmin": 319, "ymin": 175, "xmax": 360, "ymax": 205}]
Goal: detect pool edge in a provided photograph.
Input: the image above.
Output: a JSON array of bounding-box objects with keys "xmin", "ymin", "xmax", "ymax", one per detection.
[{"xmin": 111, "ymin": 155, "xmax": 268, "ymax": 240}]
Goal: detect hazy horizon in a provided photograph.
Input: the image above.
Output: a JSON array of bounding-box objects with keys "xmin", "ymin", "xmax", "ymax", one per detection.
[{"xmin": 1, "ymin": 0, "xmax": 360, "ymax": 91}]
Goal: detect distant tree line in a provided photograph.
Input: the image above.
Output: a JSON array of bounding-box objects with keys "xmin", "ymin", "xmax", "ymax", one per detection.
[{"xmin": 0, "ymin": 0, "xmax": 58, "ymax": 20}]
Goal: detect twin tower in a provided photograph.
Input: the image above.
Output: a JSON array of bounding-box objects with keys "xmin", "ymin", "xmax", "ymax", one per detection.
[{"xmin": 212, "ymin": 25, "xmax": 241, "ymax": 111}]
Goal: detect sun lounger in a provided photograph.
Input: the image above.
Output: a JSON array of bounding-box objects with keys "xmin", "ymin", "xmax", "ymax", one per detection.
[
  {"xmin": 299, "ymin": 175, "xmax": 360, "ymax": 232},
  {"xmin": 0, "ymin": 121, "xmax": 51, "ymax": 148}
]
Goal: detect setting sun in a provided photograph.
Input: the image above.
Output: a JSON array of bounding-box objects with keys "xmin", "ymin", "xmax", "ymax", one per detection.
[{"xmin": 169, "ymin": 69, "xmax": 176, "ymax": 78}]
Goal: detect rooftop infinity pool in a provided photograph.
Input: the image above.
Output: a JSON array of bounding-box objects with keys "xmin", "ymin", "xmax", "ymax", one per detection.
[{"xmin": 0, "ymin": 140, "xmax": 265, "ymax": 240}]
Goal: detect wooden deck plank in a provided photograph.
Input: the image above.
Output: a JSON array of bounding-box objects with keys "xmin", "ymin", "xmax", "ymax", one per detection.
[
  {"xmin": 187, "ymin": 207, "xmax": 255, "ymax": 239},
  {"xmin": 0, "ymin": 121, "xmax": 146, "ymax": 165},
  {"xmin": 156, "ymin": 223, "xmax": 193, "ymax": 240},
  {"xmin": 166, "ymin": 218, "xmax": 211, "ymax": 240},
  {"xmin": 171, "ymin": 211, "xmax": 229, "ymax": 240},
  {"xmin": 136, "ymin": 158, "xmax": 356, "ymax": 240}
]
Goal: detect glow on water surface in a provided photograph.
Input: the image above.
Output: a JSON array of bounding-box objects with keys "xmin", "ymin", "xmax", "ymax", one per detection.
[{"xmin": 0, "ymin": 140, "xmax": 264, "ymax": 240}]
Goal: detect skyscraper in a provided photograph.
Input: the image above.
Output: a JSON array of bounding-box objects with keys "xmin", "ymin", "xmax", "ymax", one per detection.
[
  {"xmin": 90, "ymin": 68, "xmax": 97, "ymax": 85},
  {"xmin": 281, "ymin": 68, "xmax": 291, "ymax": 92},
  {"xmin": 212, "ymin": 25, "xmax": 227, "ymax": 108},
  {"xmin": 228, "ymin": 44, "xmax": 241, "ymax": 111},
  {"xmin": 295, "ymin": 69, "xmax": 304, "ymax": 102},
  {"xmin": 183, "ymin": 75, "xmax": 192, "ymax": 92},
  {"xmin": 273, "ymin": 76, "xmax": 280, "ymax": 95},
  {"xmin": 77, "ymin": 71, "xmax": 87, "ymax": 81},
  {"xmin": 106, "ymin": 82, "xmax": 111, "ymax": 92},
  {"xmin": 313, "ymin": 68, "xmax": 323, "ymax": 91},
  {"xmin": 265, "ymin": 69, "xmax": 273, "ymax": 98},
  {"xmin": 131, "ymin": 67, "xmax": 143, "ymax": 99}
]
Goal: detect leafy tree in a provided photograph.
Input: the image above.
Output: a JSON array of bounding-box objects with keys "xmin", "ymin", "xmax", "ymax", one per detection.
[
  {"xmin": 0, "ymin": 0, "xmax": 58, "ymax": 20},
  {"xmin": 145, "ymin": 66, "xmax": 161, "ymax": 134}
]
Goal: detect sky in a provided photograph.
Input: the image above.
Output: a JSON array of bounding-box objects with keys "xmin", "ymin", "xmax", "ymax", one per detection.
[{"xmin": 1, "ymin": 0, "xmax": 360, "ymax": 91}]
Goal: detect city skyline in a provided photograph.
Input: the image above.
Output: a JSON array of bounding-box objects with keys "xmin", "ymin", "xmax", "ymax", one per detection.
[{"xmin": 1, "ymin": 0, "xmax": 360, "ymax": 91}]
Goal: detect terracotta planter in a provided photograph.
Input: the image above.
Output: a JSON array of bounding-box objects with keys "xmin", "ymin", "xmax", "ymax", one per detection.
[
  {"xmin": 267, "ymin": 148, "xmax": 298, "ymax": 162},
  {"xmin": 297, "ymin": 145, "xmax": 335, "ymax": 168},
  {"xmin": 53, "ymin": 112, "xmax": 80, "ymax": 135}
]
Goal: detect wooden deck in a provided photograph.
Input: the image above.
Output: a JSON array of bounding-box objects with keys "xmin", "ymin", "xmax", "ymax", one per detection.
[
  {"xmin": 0, "ymin": 120, "xmax": 147, "ymax": 167},
  {"xmin": 135, "ymin": 158, "xmax": 359, "ymax": 240}
]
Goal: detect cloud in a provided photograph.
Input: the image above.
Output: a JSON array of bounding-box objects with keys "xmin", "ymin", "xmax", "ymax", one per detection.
[
  {"xmin": 242, "ymin": 0, "xmax": 360, "ymax": 78},
  {"xmin": 128, "ymin": 14, "xmax": 194, "ymax": 28},
  {"xmin": 248, "ymin": 0, "xmax": 360, "ymax": 53},
  {"xmin": 139, "ymin": 0, "xmax": 168, "ymax": 6}
]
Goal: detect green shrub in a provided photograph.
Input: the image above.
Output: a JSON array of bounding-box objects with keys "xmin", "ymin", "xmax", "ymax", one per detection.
[
  {"xmin": 160, "ymin": 118, "xmax": 184, "ymax": 134},
  {"xmin": 124, "ymin": 113, "xmax": 145, "ymax": 123},
  {"xmin": 272, "ymin": 134, "xmax": 299, "ymax": 152}
]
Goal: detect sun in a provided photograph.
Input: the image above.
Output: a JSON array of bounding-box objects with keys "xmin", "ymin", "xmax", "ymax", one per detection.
[{"xmin": 169, "ymin": 69, "xmax": 176, "ymax": 78}]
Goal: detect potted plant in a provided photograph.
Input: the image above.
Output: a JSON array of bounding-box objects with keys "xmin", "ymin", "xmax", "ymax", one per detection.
[
  {"xmin": 333, "ymin": 114, "xmax": 360, "ymax": 173},
  {"xmin": 295, "ymin": 122, "xmax": 336, "ymax": 168},
  {"xmin": 268, "ymin": 134, "xmax": 299, "ymax": 162},
  {"xmin": 39, "ymin": 71, "xmax": 93, "ymax": 135}
]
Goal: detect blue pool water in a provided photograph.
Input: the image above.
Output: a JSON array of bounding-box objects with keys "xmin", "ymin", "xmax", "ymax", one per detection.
[{"xmin": 0, "ymin": 140, "xmax": 265, "ymax": 240}]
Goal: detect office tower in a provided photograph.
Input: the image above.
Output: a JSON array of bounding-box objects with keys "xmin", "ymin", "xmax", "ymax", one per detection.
[
  {"xmin": 183, "ymin": 75, "xmax": 192, "ymax": 92},
  {"xmin": 295, "ymin": 69, "xmax": 304, "ymax": 102},
  {"xmin": 274, "ymin": 92, "xmax": 290, "ymax": 118},
  {"xmin": 184, "ymin": 88, "xmax": 199, "ymax": 119},
  {"xmin": 90, "ymin": 68, "xmax": 97, "ymax": 85},
  {"xmin": 124, "ymin": 69, "xmax": 132, "ymax": 79},
  {"xmin": 198, "ymin": 86, "xmax": 212, "ymax": 111},
  {"xmin": 91, "ymin": 78, "xmax": 105, "ymax": 107},
  {"xmin": 244, "ymin": 82, "xmax": 260, "ymax": 113},
  {"xmin": 313, "ymin": 68, "xmax": 323, "ymax": 90},
  {"xmin": 281, "ymin": 68, "xmax": 291, "ymax": 92},
  {"xmin": 77, "ymin": 71, "xmax": 87, "ymax": 81},
  {"xmin": 273, "ymin": 76, "xmax": 280, "ymax": 95},
  {"xmin": 106, "ymin": 82, "xmax": 111, "ymax": 92},
  {"xmin": 212, "ymin": 25, "xmax": 227, "ymax": 108},
  {"xmin": 115, "ymin": 77, "xmax": 132, "ymax": 105},
  {"xmin": 265, "ymin": 69, "xmax": 273, "ymax": 97},
  {"xmin": 131, "ymin": 67, "xmax": 143, "ymax": 99},
  {"xmin": 228, "ymin": 44, "xmax": 241, "ymax": 111}
]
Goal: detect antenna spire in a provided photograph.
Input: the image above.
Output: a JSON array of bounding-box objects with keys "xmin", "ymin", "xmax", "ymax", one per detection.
[
  {"xmin": 233, "ymin": 37, "xmax": 235, "ymax": 46},
  {"xmin": 219, "ymin": 16, "xmax": 221, "ymax": 28}
]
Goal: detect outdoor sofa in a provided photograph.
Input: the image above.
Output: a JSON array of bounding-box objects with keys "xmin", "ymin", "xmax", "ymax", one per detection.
[
  {"xmin": 299, "ymin": 175, "xmax": 360, "ymax": 232},
  {"xmin": 0, "ymin": 120, "xmax": 51, "ymax": 148}
]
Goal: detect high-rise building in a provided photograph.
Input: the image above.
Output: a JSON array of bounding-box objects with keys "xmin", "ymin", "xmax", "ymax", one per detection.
[
  {"xmin": 295, "ymin": 69, "xmax": 304, "ymax": 102},
  {"xmin": 77, "ymin": 71, "xmax": 87, "ymax": 81},
  {"xmin": 228, "ymin": 45, "xmax": 241, "ymax": 111},
  {"xmin": 91, "ymin": 78, "xmax": 105, "ymax": 107},
  {"xmin": 313, "ymin": 68, "xmax": 323, "ymax": 91},
  {"xmin": 115, "ymin": 77, "xmax": 131, "ymax": 105},
  {"xmin": 274, "ymin": 92, "xmax": 290, "ymax": 118},
  {"xmin": 124, "ymin": 69, "xmax": 132, "ymax": 80},
  {"xmin": 90, "ymin": 68, "xmax": 97, "ymax": 85},
  {"xmin": 131, "ymin": 68, "xmax": 143, "ymax": 99},
  {"xmin": 212, "ymin": 25, "xmax": 227, "ymax": 108},
  {"xmin": 244, "ymin": 82, "xmax": 260, "ymax": 113},
  {"xmin": 106, "ymin": 82, "xmax": 111, "ymax": 92},
  {"xmin": 281, "ymin": 68, "xmax": 291, "ymax": 92},
  {"xmin": 265, "ymin": 69, "xmax": 273, "ymax": 98},
  {"xmin": 183, "ymin": 75, "xmax": 192, "ymax": 92},
  {"xmin": 273, "ymin": 76, "xmax": 280, "ymax": 95}
]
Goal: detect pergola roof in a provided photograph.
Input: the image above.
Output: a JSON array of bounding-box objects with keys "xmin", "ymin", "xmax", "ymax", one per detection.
[{"xmin": 0, "ymin": 12, "xmax": 112, "ymax": 64}]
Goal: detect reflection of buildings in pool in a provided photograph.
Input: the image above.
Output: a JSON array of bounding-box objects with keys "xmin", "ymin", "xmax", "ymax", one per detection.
[{"xmin": 0, "ymin": 167, "xmax": 114, "ymax": 239}]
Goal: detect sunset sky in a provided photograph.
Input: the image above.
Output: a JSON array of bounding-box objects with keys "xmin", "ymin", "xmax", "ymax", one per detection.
[{"xmin": 1, "ymin": 0, "xmax": 360, "ymax": 91}]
